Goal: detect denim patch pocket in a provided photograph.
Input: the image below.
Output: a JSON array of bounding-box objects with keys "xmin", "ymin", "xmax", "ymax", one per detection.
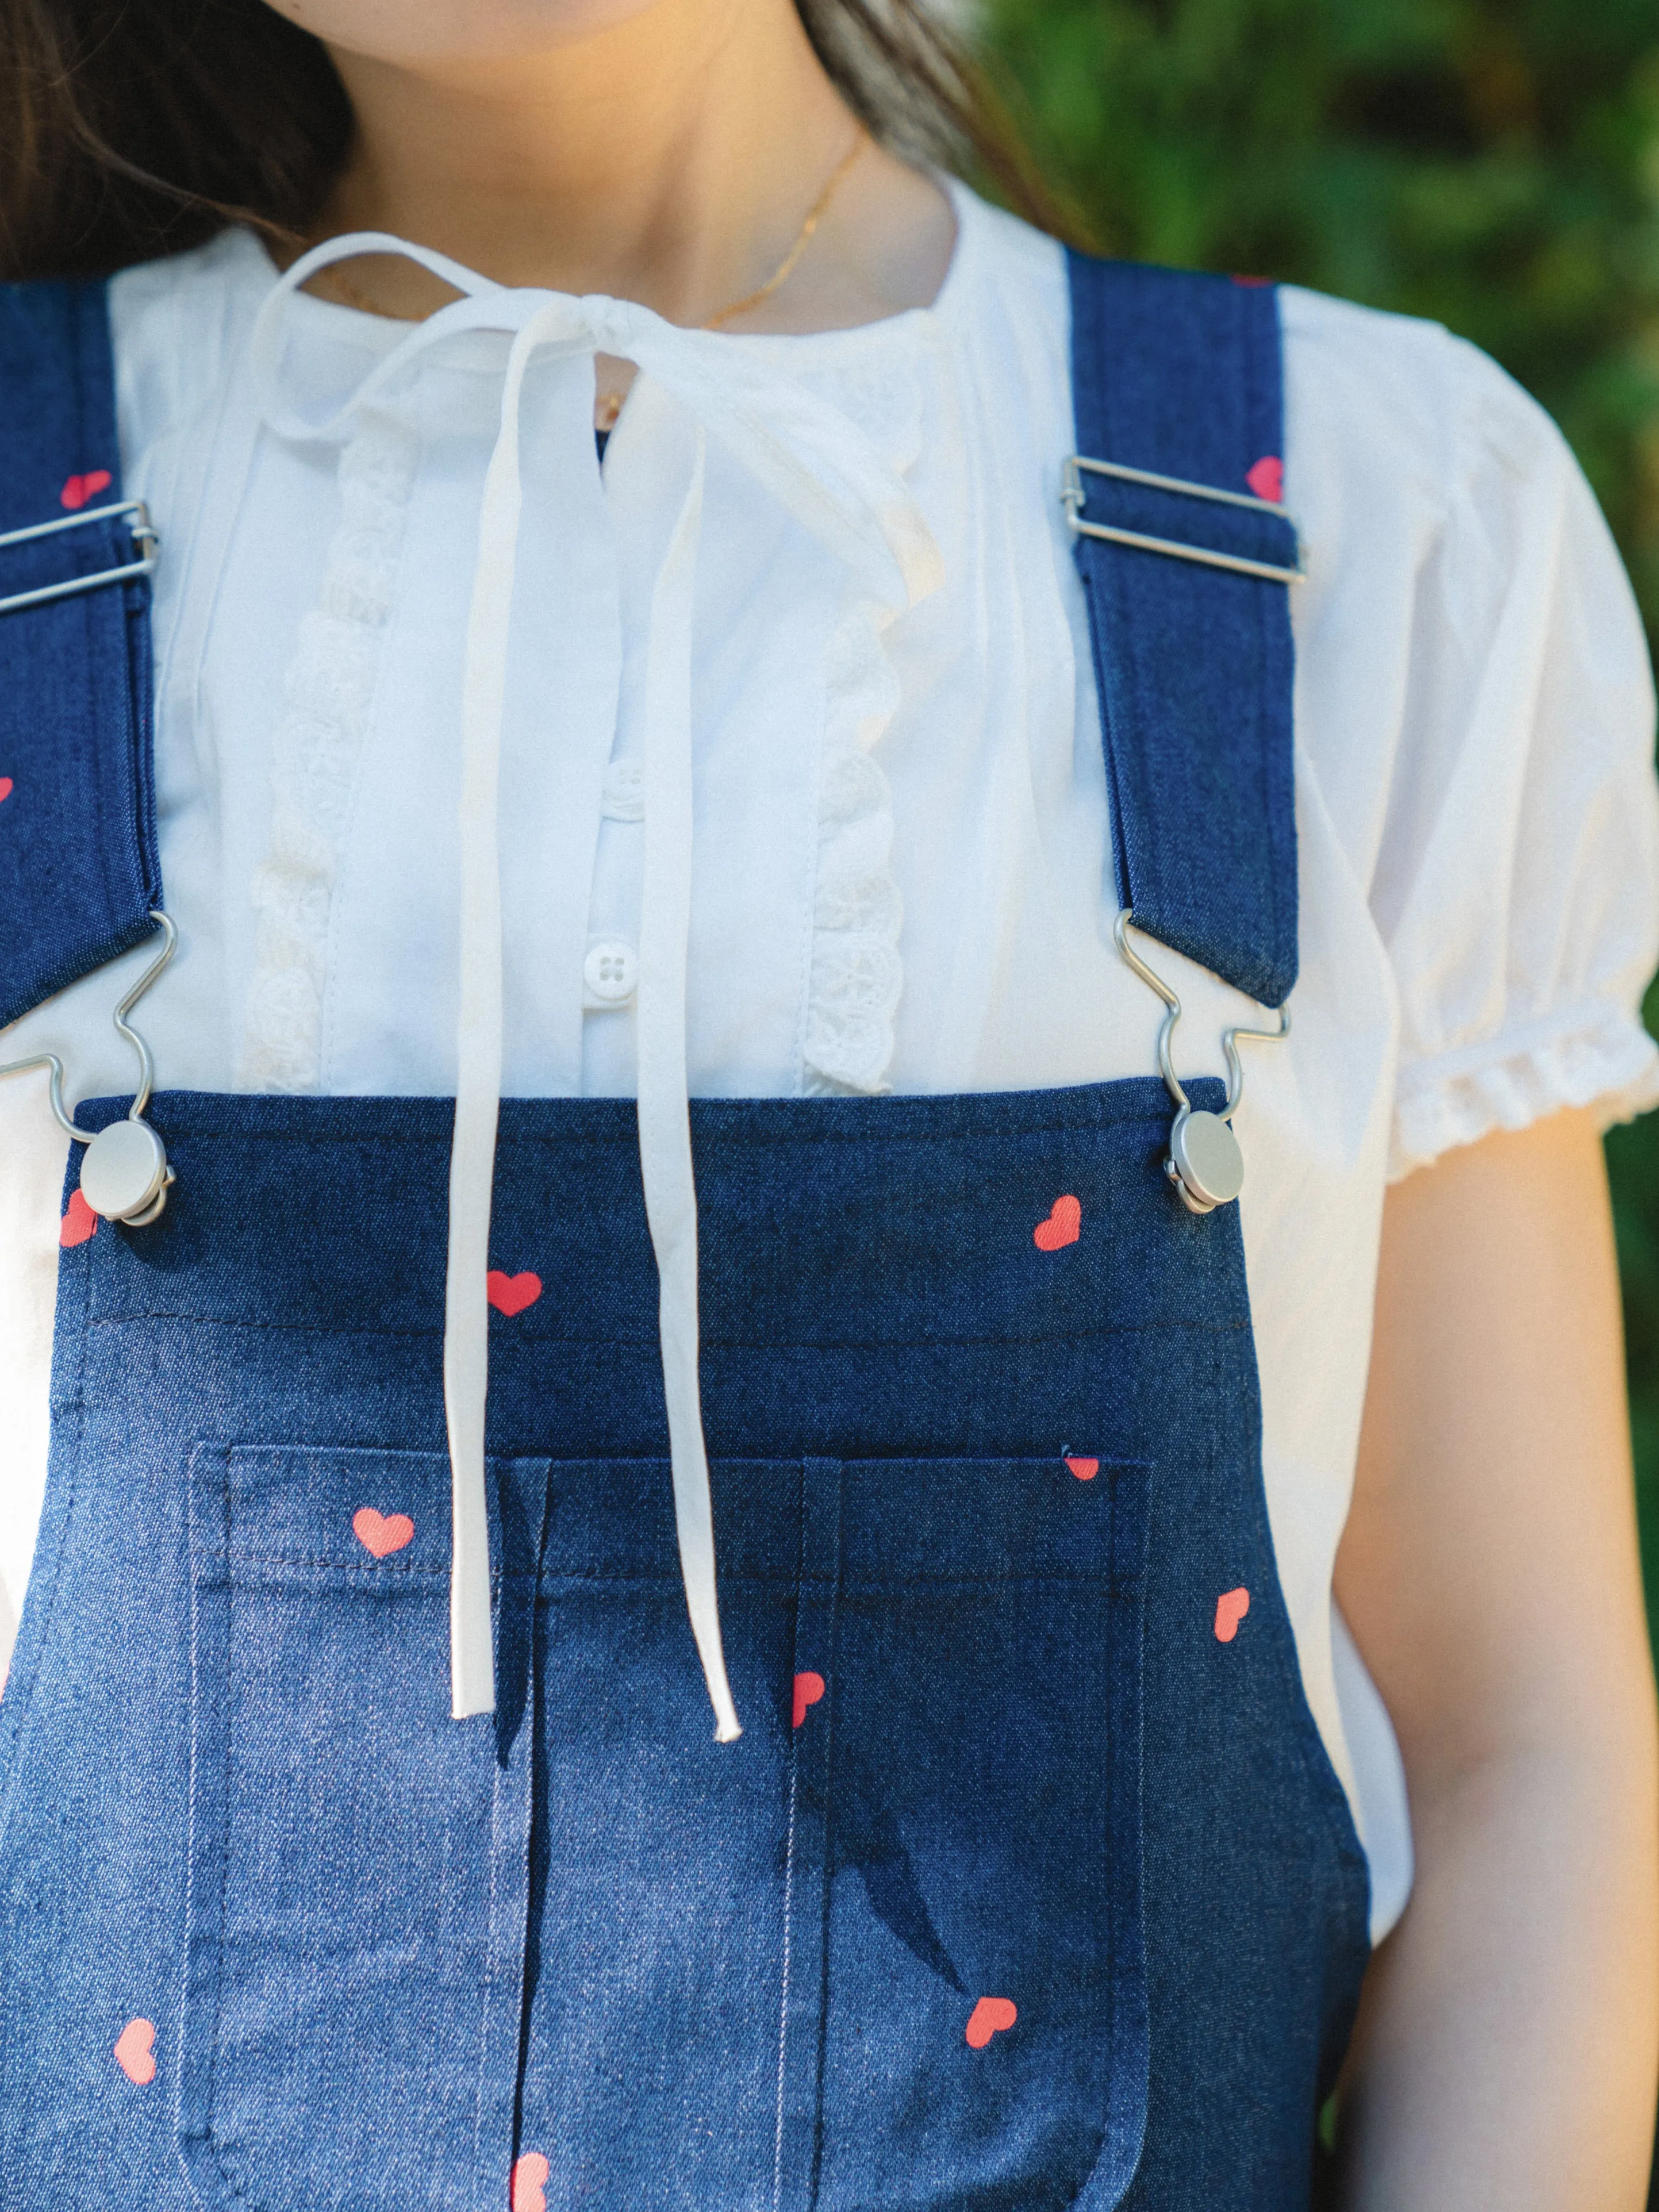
[
  {"xmin": 800, "ymin": 1457, "xmax": 1151, "ymax": 2212},
  {"xmin": 516, "ymin": 1456, "xmax": 827, "ymax": 2209},
  {"xmin": 179, "ymin": 1443, "xmax": 548, "ymax": 2212}
]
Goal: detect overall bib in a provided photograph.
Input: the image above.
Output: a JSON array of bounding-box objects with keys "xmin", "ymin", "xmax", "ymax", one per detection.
[{"xmin": 0, "ymin": 252, "xmax": 1370, "ymax": 2210}]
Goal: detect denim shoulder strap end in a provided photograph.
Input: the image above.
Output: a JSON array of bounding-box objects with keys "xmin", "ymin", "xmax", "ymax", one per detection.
[
  {"xmin": 1065, "ymin": 250, "xmax": 1299, "ymax": 1009},
  {"xmin": 0, "ymin": 276, "xmax": 160, "ymax": 1032}
]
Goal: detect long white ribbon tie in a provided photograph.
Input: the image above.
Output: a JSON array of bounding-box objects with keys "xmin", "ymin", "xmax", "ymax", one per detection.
[
  {"xmin": 253, "ymin": 236, "xmax": 942, "ymax": 1731},
  {"xmin": 444, "ymin": 306, "xmax": 563, "ymax": 1717},
  {"xmin": 635, "ymin": 432, "xmax": 744, "ymax": 1740}
]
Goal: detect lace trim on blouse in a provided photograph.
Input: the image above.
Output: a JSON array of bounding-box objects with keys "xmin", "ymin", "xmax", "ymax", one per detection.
[
  {"xmin": 236, "ymin": 409, "xmax": 418, "ymax": 1090},
  {"xmin": 802, "ymin": 594, "xmax": 905, "ymax": 1095},
  {"xmin": 1390, "ymin": 997, "xmax": 1659, "ymax": 1180},
  {"xmin": 799, "ymin": 344, "xmax": 926, "ymax": 1097}
]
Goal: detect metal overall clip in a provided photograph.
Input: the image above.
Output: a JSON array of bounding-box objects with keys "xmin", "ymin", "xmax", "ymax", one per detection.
[
  {"xmin": 0, "ymin": 498, "xmax": 159, "ymax": 617},
  {"xmin": 1115, "ymin": 911, "xmax": 1288, "ymax": 1216},
  {"xmin": 0, "ymin": 490, "xmax": 174, "ymax": 1222},
  {"xmin": 1061, "ymin": 456, "xmax": 1305, "ymax": 586},
  {"xmin": 0, "ymin": 913, "xmax": 179, "ymax": 1226}
]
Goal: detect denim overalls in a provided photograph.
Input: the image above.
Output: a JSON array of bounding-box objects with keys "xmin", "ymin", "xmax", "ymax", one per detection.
[{"xmin": 0, "ymin": 251, "xmax": 1370, "ymax": 2209}]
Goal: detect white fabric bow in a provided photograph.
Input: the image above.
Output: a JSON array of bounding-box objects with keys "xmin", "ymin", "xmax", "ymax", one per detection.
[{"xmin": 251, "ymin": 233, "xmax": 942, "ymax": 1733}]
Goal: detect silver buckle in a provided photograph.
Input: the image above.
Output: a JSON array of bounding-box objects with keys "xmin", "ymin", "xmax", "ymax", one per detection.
[
  {"xmin": 1062, "ymin": 456, "xmax": 1304, "ymax": 585},
  {"xmin": 0, "ymin": 500, "xmax": 160, "ymax": 619},
  {"xmin": 1113, "ymin": 911, "xmax": 1289, "ymax": 1215},
  {"xmin": 0, "ymin": 912, "xmax": 179, "ymax": 1227}
]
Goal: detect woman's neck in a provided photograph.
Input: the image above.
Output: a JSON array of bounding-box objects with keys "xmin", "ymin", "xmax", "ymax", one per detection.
[{"xmin": 307, "ymin": 0, "xmax": 954, "ymax": 333}]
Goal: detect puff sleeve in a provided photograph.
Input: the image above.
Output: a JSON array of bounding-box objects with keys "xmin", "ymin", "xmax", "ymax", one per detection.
[{"xmin": 1372, "ymin": 335, "xmax": 1659, "ymax": 1177}]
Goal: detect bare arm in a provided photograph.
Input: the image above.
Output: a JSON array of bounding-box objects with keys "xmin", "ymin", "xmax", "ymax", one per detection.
[{"xmin": 1335, "ymin": 1108, "xmax": 1659, "ymax": 2209}]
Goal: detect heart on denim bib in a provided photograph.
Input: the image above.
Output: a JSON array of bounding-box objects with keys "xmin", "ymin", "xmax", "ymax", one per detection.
[
  {"xmin": 113, "ymin": 2018, "xmax": 156, "ymax": 2084},
  {"xmin": 59, "ymin": 469, "xmax": 112, "ymax": 511},
  {"xmin": 60, "ymin": 1190, "xmax": 97, "ymax": 1247},
  {"xmin": 965, "ymin": 1997, "xmax": 1017, "ymax": 2049},
  {"xmin": 1033, "ymin": 1197, "xmax": 1081, "ymax": 1251},
  {"xmin": 1213, "ymin": 1587, "xmax": 1251, "ymax": 1642},
  {"xmin": 512, "ymin": 2153, "xmax": 550, "ymax": 2212},
  {"xmin": 352, "ymin": 1508, "xmax": 414, "ymax": 1559}
]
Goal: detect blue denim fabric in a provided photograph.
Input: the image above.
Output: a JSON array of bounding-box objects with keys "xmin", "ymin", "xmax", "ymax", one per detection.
[
  {"xmin": 0, "ymin": 1086, "xmax": 1368, "ymax": 2208},
  {"xmin": 1067, "ymin": 255, "xmax": 1300, "ymax": 1009},
  {"xmin": 0, "ymin": 279, "xmax": 160, "ymax": 1027}
]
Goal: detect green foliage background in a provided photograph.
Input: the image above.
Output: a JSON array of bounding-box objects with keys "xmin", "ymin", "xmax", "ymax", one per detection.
[{"xmin": 970, "ymin": 0, "xmax": 1659, "ymax": 1634}]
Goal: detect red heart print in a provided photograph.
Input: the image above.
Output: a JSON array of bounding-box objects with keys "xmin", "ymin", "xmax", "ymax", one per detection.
[
  {"xmin": 1246, "ymin": 455, "xmax": 1285, "ymax": 505},
  {"xmin": 792, "ymin": 1671, "xmax": 825, "ymax": 1728},
  {"xmin": 60, "ymin": 1189, "xmax": 98, "ymax": 1248},
  {"xmin": 512, "ymin": 2152, "xmax": 550, "ymax": 2212},
  {"xmin": 0, "ymin": 777, "xmax": 12, "ymax": 803},
  {"xmin": 965, "ymin": 1996, "xmax": 1017, "ymax": 2049},
  {"xmin": 1231, "ymin": 273, "xmax": 1272, "ymax": 287},
  {"xmin": 113, "ymin": 2017, "xmax": 157, "ymax": 2084},
  {"xmin": 487, "ymin": 1269, "xmax": 543, "ymax": 1316},
  {"xmin": 1065, "ymin": 1456, "xmax": 1099, "ymax": 1482},
  {"xmin": 353, "ymin": 1507, "xmax": 414, "ymax": 1559},
  {"xmin": 59, "ymin": 470, "xmax": 112, "ymax": 512},
  {"xmin": 1033, "ymin": 1196, "xmax": 1081, "ymax": 1252},
  {"xmin": 1214, "ymin": 1587, "xmax": 1251, "ymax": 1643}
]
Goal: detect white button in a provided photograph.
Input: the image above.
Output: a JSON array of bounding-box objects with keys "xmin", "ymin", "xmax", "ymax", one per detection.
[
  {"xmin": 601, "ymin": 762, "xmax": 644, "ymax": 822},
  {"xmin": 583, "ymin": 939, "xmax": 638, "ymax": 1006}
]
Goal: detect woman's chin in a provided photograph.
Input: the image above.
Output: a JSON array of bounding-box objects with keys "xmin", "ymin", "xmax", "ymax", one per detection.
[{"xmin": 260, "ymin": 0, "xmax": 674, "ymax": 68}]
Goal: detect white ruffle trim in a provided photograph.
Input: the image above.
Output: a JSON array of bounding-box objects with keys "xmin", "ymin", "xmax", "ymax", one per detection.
[
  {"xmin": 1390, "ymin": 1000, "xmax": 1659, "ymax": 1181},
  {"xmin": 237, "ymin": 410, "xmax": 418, "ymax": 1090},
  {"xmin": 795, "ymin": 337, "xmax": 926, "ymax": 1099},
  {"xmin": 801, "ymin": 593, "xmax": 907, "ymax": 1095}
]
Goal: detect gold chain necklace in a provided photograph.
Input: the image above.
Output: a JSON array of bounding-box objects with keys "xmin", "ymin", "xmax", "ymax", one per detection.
[
  {"xmin": 699, "ymin": 129, "xmax": 866, "ymax": 331},
  {"xmin": 314, "ymin": 129, "xmax": 867, "ymax": 435}
]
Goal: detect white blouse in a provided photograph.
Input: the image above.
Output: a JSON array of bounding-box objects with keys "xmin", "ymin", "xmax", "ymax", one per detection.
[{"xmin": 3, "ymin": 180, "xmax": 1657, "ymax": 1926}]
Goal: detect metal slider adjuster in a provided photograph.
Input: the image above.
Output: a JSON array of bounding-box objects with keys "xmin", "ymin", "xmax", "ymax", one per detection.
[
  {"xmin": 1114, "ymin": 911, "xmax": 1289, "ymax": 1215},
  {"xmin": 0, "ymin": 500, "xmax": 160, "ymax": 619},
  {"xmin": 1062, "ymin": 456, "xmax": 1305, "ymax": 586},
  {"xmin": 0, "ymin": 913, "xmax": 179, "ymax": 1226}
]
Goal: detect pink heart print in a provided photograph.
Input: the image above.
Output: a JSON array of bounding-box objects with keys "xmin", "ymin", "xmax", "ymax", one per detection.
[
  {"xmin": 113, "ymin": 2017, "xmax": 156, "ymax": 2084},
  {"xmin": 60, "ymin": 1189, "xmax": 98, "ymax": 1248},
  {"xmin": 1214, "ymin": 1587, "xmax": 1251, "ymax": 1643},
  {"xmin": 1246, "ymin": 455, "xmax": 1284, "ymax": 505},
  {"xmin": 792, "ymin": 1671, "xmax": 825, "ymax": 1729},
  {"xmin": 59, "ymin": 469, "xmax": 112, "ymax": 512},
  {"xmin": 352, "ymin": 1507, "xmax": 414, "ymax": 1559},
  {"xmin": 965, "ymin": 1996, "xmax": 1018, "ymax": 2049},
  {"xmin": 487, "ymin": 1269, "xmax": 543, "ymax": 1316},
  {"xmin": 0, "ymin": 777, "xmax": 12, "ymax": 803},
  {"xmin": 512, "ymin": 2152, "xmax": 550, "ymax": 2212},
  {"xmin": 1032, "ymin": 1196, "xmax": 1081, "ymax": 1252},
  {"xmin": 1065, "ymin": 1456, "xmax": 1099, "ymax": 1482}
]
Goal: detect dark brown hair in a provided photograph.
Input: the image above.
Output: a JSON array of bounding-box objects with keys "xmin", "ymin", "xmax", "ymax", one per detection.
[{"xmin": 0, "ymin": 0, "xmax": 1077, "ymax": 282}]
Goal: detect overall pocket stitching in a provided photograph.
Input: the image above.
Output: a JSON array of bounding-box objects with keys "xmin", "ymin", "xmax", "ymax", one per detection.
[
  {"xmin": 182, "ymin": 1444, "xmax": 256, "ymax": 2207},
  {"xmin": 770, "ymin": 1458, "xmax": 807, "ymax": 2212},
  {"xmin": 804, "ymin": 1458, "xmax": 842, "ymax": 2212}
]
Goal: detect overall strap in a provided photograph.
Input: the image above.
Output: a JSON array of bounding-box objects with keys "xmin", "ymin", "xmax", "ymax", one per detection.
[
  {"xmin": 1066, "ymin": 252, "xmax": 1299, "ymax": 1010},
  {"xmin": 0, "ymin": 278, "xmax": 160, "ymax": 1031}
]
